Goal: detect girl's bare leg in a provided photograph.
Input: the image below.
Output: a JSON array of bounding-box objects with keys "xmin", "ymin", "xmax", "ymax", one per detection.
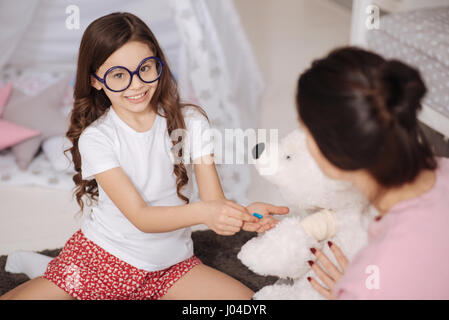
[
  {"xmin": 0, "ymin": 277, "xmax": 75, "ymax": 300},
  {"xmin": 160, "ymin": 264, "xmax": 254, "ymax": 300}
]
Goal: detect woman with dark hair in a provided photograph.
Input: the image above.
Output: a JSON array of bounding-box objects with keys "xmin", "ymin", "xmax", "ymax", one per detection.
[{"xmin": 298, "ymin": 47, "xmax": 449, "ymax": 299}]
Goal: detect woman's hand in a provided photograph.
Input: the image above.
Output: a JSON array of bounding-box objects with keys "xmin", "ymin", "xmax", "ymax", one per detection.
[
  {"xmin": 200, "ymin": 199, "xmax": 259, "ymax": 236},
  {"xmin": 242, "ymin": 202, "xmax": 290, "ymax": 233},
  {"xmin": 307, "ymin": 241, "xmax": 348, "ymax": 299}
]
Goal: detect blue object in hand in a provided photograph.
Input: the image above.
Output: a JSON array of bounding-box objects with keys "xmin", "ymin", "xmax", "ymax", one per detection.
[{"xmin": 252, "ymin": 213, "xmax": 263, "ymax": 219}]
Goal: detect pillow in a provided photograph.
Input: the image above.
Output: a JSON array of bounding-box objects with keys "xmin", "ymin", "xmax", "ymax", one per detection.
[
  {"xmin": 0, "ymin": 82, "xmax": 40, "ymax": 150},
  {"xmin": 42, "ymin": 135, "xmax": 74, "ymax": 172},
  {"xmin": 2, "ymin": 75, "xmax": 71, "ymax": 169},
  {"xmin": 0, "ymin": 119, "xmax": 40, "ymax": 150}
]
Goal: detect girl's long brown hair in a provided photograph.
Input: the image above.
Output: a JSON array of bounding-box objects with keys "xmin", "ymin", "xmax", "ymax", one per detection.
[{"xmin": 65, "ymin": 12, "xmax": 206, "ymax": 214}]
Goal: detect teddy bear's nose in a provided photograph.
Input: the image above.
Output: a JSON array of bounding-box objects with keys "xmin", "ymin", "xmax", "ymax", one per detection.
[{"xmin": 252, "ymin": 142, "xmax": 265, "ymax": 159}]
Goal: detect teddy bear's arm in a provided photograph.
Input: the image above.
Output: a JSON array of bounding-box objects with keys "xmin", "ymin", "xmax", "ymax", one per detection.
[{"xmin": 300, "ymin": 209, "xmax": 337, "ymax": 241}]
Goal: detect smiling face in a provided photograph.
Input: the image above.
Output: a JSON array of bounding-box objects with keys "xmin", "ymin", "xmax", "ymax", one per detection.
[{"xmin": 90, "ymin": 41, "xmax": 159, "ymax": 114}]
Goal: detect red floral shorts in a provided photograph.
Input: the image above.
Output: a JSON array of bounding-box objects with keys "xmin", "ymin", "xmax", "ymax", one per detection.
[{"xmin": 42, "ymin": 229, "xmax": 202, "ymax": 300}]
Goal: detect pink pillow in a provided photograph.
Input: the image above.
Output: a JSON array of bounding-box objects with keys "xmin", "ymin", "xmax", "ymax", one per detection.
[
  {"xmin": 3, "ymin": 75, "xmax": 71, "ymax": 169},
  {"xmin": 0, "ymin": 119, "xmax": 40, "ymax": 150},
  {"xmin": 0, "ymin": 82, "xmax": 41, "ymax": 151}
]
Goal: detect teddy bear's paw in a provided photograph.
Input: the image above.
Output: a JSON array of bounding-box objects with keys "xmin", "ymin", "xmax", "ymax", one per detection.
[
  {"xmin": 300, "ymin": 209, "xmax": 337, "ymax": 241},
  {"xmin": 238, "ymin": 217, "xmax": 318, "ymax": 279}
]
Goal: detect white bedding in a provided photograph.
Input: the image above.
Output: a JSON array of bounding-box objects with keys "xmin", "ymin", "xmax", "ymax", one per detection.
[{"xmin": 0, "ymin": 150, "xmax": 75, "ymax": 191}]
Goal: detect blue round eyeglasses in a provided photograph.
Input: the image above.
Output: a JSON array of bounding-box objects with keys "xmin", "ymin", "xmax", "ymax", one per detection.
[{"xmin": 92, "ymin": 56, "xmax": 164, "ymax": 92}]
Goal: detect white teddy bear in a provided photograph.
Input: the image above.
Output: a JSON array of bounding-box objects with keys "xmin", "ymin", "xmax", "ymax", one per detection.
[{"xmin": 238, "ymin": 129, "xmax": 377, "ymax": 300}]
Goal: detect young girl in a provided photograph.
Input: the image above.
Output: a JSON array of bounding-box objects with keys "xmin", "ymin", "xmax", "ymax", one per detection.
[
  {"xmin": 0, "ymin": 12, "xmax": 288, "ymax": 300},
  {"xmin": 297, "ymin": 47, "xmax": 449, "ymax": 299}
]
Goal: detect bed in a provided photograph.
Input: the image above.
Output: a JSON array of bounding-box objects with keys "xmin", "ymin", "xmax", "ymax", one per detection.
[
  {"xmin": 350, "ymin": 0, "xmax": 449, "ymax": 142},
  {"xmin": 0, "ymin": 0, "xmax": 264, "ymax": 255}
]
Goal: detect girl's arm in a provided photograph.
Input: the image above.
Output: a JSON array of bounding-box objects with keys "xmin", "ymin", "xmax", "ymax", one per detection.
[
  {"xmin": 193, "ymin": 154, "xmax": 290, "ymax": 233},
  {"xmin": 193, "ymin": 154, "xmax": 225, "ymax": 201},
  {"xmin": 94, "ymin": 165, "xmax": 258, "ymax": 235}
]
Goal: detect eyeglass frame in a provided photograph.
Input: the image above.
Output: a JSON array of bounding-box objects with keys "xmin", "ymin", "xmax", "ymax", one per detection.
[{"xmin": 91, "ymin": 56, "xmax": 164, "ymax": 92}]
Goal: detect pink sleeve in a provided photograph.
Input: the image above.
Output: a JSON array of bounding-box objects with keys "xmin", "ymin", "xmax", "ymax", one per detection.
[
  {"xmin": 331, "ymin": 242, "xmax": 392, "ymax": 300},
  {"xmin": 332, "ymin": 233, "xmax": 440, "ymax": 300},
  {"xmin": 334, "ymin": 288, "xmax": 358, "ymax": 300}
]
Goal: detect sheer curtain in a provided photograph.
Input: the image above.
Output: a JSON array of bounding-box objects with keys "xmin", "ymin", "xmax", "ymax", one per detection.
[{"xmin": 171, "ymin": 0, "xmax": 264, "ymax": 204}]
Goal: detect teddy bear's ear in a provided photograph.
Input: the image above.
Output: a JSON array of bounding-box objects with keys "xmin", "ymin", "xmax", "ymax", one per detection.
[{"xmin": 252, "ymin": 142, "xmax": 265, "ymax": 160}]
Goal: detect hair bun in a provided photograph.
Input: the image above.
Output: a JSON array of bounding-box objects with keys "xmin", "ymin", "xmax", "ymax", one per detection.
[{"xmin": 379, "ymin": 60, "xmax": 426, "ymax": 128}]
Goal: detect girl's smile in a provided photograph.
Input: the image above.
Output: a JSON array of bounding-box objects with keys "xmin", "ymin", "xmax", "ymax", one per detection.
[{"xmin": 124, "ymin": 88, "xmax": 150, "ymax": 104}]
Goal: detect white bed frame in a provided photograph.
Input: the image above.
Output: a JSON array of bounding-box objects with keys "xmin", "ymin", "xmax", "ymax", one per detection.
[
  {"xmin": 0, "ymin": 185, "xmax": 83, "ymax": 255},
  {"xmin": 350, "ymin": 0, "xmax": 449, "ymax": 138}
]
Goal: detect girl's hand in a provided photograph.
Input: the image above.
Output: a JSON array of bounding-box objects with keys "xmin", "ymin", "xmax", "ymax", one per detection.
[
  {"xmin": 308, "ymin": 241, "xmax": 348, "ymax": 300},
  {"xmin": 243, "ymin": 202, "xmax": 290, "ymax": 233},
  {"xmin": 200, "ymin": 199, "xmax": 259, "ymax": 236}
]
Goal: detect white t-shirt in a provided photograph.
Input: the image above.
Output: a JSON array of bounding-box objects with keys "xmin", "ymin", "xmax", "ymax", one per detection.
[{"xmin": 78, "ymin": 105, "xmax": 213, "ymax": 271}]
